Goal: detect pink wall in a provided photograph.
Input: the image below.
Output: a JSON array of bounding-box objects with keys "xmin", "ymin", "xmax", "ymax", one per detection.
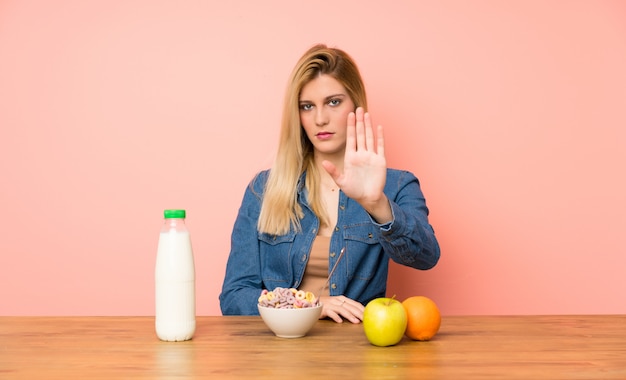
[{"xmin": 1, "ymin": 0, "xmax": 625, "ymax": 316}]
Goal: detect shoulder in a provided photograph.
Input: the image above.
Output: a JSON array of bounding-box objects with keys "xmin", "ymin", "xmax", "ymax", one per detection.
[
  {"xmin": 251, "ymin": 169, "xmax": 271, "ymax": 185},
  {"xmin": 244, "ymin": 169, "xmax": 271, "ymax": 198}
]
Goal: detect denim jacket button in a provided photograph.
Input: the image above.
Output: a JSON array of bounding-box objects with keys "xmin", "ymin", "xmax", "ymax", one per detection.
[
  {"xmin": 331, "ymin": 283, "xmax": 337, "ymax": 289},
  {"xmin": 330, "ymin": 252, "xmax": 336, "ymax": 258}
]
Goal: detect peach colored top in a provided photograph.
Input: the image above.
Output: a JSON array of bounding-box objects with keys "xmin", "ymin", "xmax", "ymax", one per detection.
[{"xmin": 299, "ymin": 235, "xmax": 330, "ymax": 296}]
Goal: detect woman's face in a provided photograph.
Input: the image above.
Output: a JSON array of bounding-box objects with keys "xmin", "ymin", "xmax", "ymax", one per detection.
[{"xmin": 299, "ymin": 74, "xmax": 355, "ymax": 158}]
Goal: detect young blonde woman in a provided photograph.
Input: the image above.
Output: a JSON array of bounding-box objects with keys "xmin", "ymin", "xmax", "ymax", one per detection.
[{"xmin": 219, "ymin": 44, "xmax": 440, "ymax": 323}]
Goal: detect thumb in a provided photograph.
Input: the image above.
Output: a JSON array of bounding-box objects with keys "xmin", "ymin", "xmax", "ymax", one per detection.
[{"xmin": 321, "ymin": 160, "xmax": 342, "ymax": 183}]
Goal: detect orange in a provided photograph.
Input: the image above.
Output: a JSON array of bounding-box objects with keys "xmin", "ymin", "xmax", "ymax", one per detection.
[{"xmin": 401, "ymin": 296, "xmax": 441, "ymax": 341}]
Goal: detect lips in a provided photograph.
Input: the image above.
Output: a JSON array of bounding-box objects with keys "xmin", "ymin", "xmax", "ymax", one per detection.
[{"xmin": 316, "ymin": 132, "xmax": 334, "ymax": 140}]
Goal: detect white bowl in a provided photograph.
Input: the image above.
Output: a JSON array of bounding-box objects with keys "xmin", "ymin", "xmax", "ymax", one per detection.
[{"xmin": 258, "ymin": 304, "xmax": 323, "ymax": 338}]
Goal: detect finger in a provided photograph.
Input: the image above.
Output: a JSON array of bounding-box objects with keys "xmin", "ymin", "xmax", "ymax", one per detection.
[
  {"xmin": 336, "ymin": 298, "xmax": 364, "ymax": 323},
  {"xmin": 377, "ymin": 124, "xmax": 385, "ymax": 157},
  {"xmin": 339, "ymin": 307, "xmax": 362, "ymax": 324},
  {"xmin": 320, "ymin": 301, "xmax": 343, "ymax": 323},
  {"xmin": 355, "ymin": 107, "xmax": 365, "ymax": 150},
  {"xmin": 321, "ymin": 159, "xmax": 339, "ymax": 179},
  {"xmin": 343, "ymin": 301, "xmax": 365, "ymax": 321},
  {"xmin": 346, "ymin": 111, "xmax": 356, "ymax": 152},
  {"xmin": 364, "ymin": 112, "xmax": 374, "ymax": 152},
  {"xmin": 326, "ymin": 310, "xmax": 344, "ymax": 323},
  {"xmin": 321, "ymin": 160, "xmax": 343, "ymax": 189}
]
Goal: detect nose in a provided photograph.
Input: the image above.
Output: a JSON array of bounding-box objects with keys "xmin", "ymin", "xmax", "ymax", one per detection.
[{"xmin": 315, "ymin": 108, "xmax": 329, "ymax": 127}]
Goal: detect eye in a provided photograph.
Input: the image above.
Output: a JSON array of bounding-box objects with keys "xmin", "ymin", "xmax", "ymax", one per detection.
[
  {"xmin": 328, "ymin": 98, "xmax": 341, "ymax": 107},
  {"xmin": 299, "ymin": 103, "xmax": 313, "ymax": 111}
]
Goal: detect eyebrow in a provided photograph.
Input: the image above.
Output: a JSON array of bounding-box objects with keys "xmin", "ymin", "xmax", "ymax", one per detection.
[{"xmin": 299, "ymin": 93, "xmax": 346, "ymax": 103}]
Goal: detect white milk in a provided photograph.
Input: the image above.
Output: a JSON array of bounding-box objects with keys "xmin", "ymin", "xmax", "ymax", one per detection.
[{"xmin": 155, "ymin": 222, "xmax": 196, "ymax": 341}]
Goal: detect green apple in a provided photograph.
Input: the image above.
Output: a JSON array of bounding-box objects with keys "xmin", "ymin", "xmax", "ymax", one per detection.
[{"xmin": 363, "ymin": 297, "xmax": 408, "ymax": 347}]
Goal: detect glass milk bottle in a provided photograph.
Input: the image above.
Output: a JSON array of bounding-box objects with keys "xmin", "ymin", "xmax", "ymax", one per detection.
[{"xmin": 155, "ymin": 209, "xmax": 196, "ymax": 341}]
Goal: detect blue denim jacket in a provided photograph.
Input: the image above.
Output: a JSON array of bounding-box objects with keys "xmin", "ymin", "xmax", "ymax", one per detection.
[{"xmin": 219, "ymin": 169, "xmax": 440, "ymax": 315}]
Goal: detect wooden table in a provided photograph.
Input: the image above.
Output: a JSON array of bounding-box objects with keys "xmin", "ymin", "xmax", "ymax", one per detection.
[{"xmin": 1, "ymin": 315, "xmax": 625, "ymax": 379}]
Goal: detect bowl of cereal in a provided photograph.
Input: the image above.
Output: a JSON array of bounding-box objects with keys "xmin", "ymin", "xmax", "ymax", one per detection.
[{"xmin": 257, "ymin": 287, "xmax": 323, "ymax": 338}]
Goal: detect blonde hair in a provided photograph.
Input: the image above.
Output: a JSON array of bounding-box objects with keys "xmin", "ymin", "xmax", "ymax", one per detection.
[{"xmin": 257, "ymin": 44, "xmax": 368, "ymax": 235}]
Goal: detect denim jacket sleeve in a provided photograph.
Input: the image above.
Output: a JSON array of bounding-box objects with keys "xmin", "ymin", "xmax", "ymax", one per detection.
[
  {"xmin": 219, "ymin": 169, "xmax": 440, "ymax": 315},
  {"xmin": 219, "ymin": 171, "xmax": 268, "ymax": 316},
  {"xmin": 375, "ymin": 169, "xmax": 440, "ymax": 270}
]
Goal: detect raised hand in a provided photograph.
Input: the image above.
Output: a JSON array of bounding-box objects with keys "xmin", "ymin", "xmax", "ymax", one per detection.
[{"xmin": 322, "ymin": 107, "xmax": 392, "ymax": 223}]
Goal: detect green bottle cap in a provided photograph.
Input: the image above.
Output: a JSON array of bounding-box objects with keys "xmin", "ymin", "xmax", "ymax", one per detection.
[{"xmin": 164, "ymin": 209, "xmax": 186, "ymax": 219}]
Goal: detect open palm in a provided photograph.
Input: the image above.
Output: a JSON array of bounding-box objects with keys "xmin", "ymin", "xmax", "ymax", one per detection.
[{"xmin": 322, "ymin": 107, "xmax": 387, "ymax": 208}]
